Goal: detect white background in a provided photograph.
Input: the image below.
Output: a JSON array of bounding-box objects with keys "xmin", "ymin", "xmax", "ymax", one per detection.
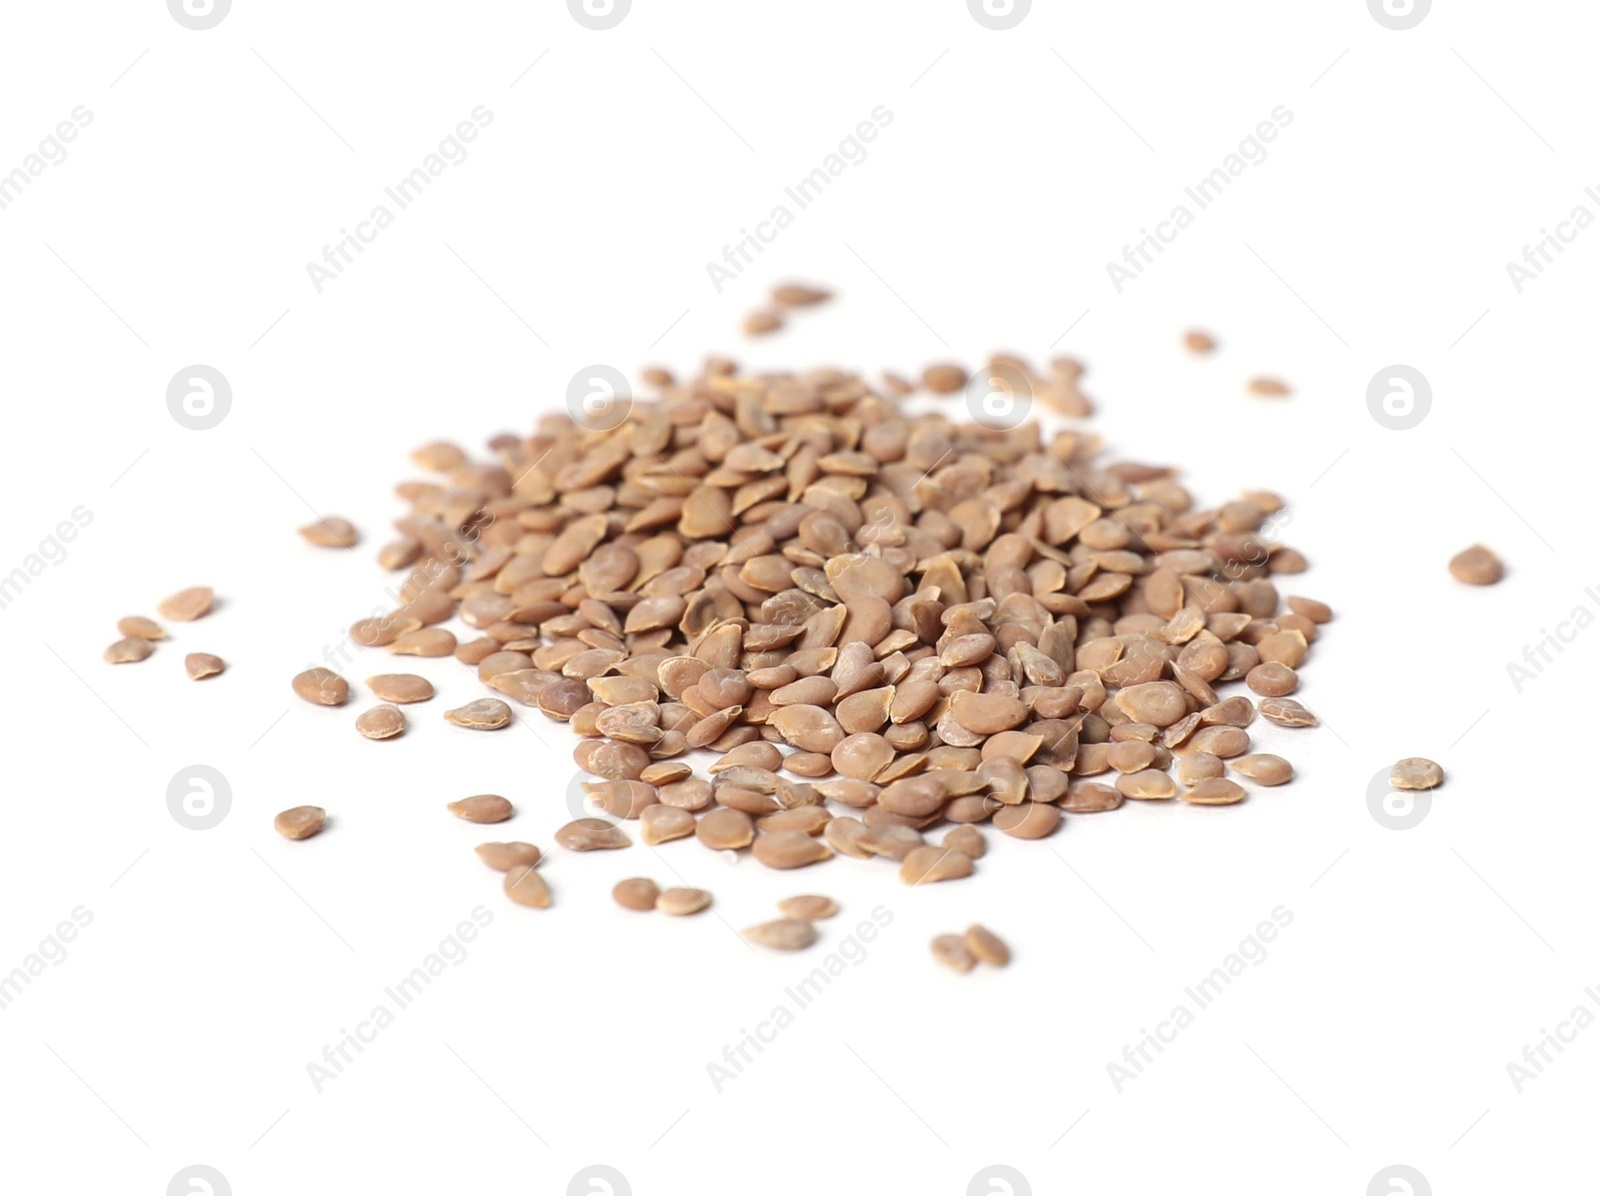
[{"xmin": 0, "ymin": 1, "xmax": 1593, "ymax": 1193}]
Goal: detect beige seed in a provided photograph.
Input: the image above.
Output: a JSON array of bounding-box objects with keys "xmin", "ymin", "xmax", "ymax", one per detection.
[
  {"xmin": 1114, "ymin": 682, "xmax": 1188, "ymax": 728},
  {"xmin": 1117, "ymin": 769, "xmax": 1177, "ymax": 800},
  {"xmin": 1062, "ymin": 782, "xmax": 1122, "ymax": 813},
  {"xmin": 772, "ymin": 282, "xmax": 831, "ymax": 307},
  {"xmin": 992, "ymin": 802, "xmax": 1063, "ymax": 839},
  {"xmin": 292, "ymin": 667, "xmax": 349, "ymax": 706},
  {"xmin": 274, "ymin": 805, "xmax": 326, "ymax": 840},
  {"xmin": 1183, "ymin": 329, "xmax": 1217, "ymax": 354},
  {"xmin": 1177, "ymin": 753, "xmax": 1225, "ymax": 785},
  {"xmin": 504, "ymin": 864, "xmax": 551, "ymax": 909},
  {"xmin": 1185, "ymin": 726, "xmax": 1251, "ymax": 759},
  {"xmin": 640, "ymin": 804, "xmax": 696, "ymax": 845},
  {"xmin": 448, "ymin": 794, "xmax": 513, "ymax": 823},
  {"xmin": 1287, "ymin": 596, "xmax": 1333, "ymax": 624},
  {"xmin": 1258, "ymin": 697, "xmax": 1319, "ymax": 728},
  {"xmin": 752, "ymin": 831, "xmax": 833, "ymax": 869},
  {"xmin": 656, "ymin": 887, "xmax": 712, "ymax": 915},
  {"xmin": 777, "ymin": 895, "xmax": 838, "ymax": 920},
  {"xmin": 931, "ymin": 934, "xmax": 977, "ymax": 973},
  {"xmin": 117, "ymin": 616, "xmax": 165, "ymax": 640},
  {"xmin": 1248, "ymin": 377, "xmax": 1291, "ymax": 397},
  {"xmin": 697, "ymin": 808, "xmax": 755, "ymax": 851},
  {"xmin": 948, "ymin": 691, "xmax": 1029, "ymax": 736},
  {"xmin": 475, "ymin": 842, "xmax": 541, "ymax": 871},
  {"xmin": 826, "ymin": 816, "xmax": 873, "ymax": 859},
  {"xmin": 943, "ymin": 825, "xmax": 987, "ymax": 858},
  {"xmin": 964, "ymin": 924, "xmax": 1010, "ymax": 966},
  {"xmin": 922, "ymin": 363, "xmax": 969, "ymax": 394},
  {"xmin": 157, "ymin": 586, "xmax": 213, "ymax": 621},
  {"xmin": 555, "ymin": 818, "xmax": 631, "ymax": 851},
  {"xmin": 444, "ymin": 699, "xmax": 513, "ymax": 730},
  {"xmin": 612, "ymin": 877, "xmax": 660, "ymax": 911},
  {"xmin": 389, "ymin": 628, "xmax": 457, "ymax": 657},
  {"xmin": 1391, "ymin": 757, "xmax": 1444, "ymax": 790},
  {"xmin": 900, "ymin": 845, "xmax": 976, "ymax": 884},
  {"xmin": 1449, "ymin": 545, "xmax": 1503, "ymax": 586},
  {"xmin": 744, "ymin": 918, "xmax": 818, "ymax": 951},
  {"xmin": 355, "ymin": 704, "xmax": 406, "ymax": 740},
  {"xmin": 105, "ymin": 637, "xmax": 154, "ymax": 664},
  {"xmin": 184, "ymin": 652, "xmax": 225, "ymax": 680},
  {"xmin": 366, "ymin": 674, "xmax": 434, "ymax": 703},
  {"xmin": 298, "ymin": 516, "xmax": 360, "ymax": 548},
  {"xmin": 1246, "ymin": 662, "xmax": 1299, "ymax": 697},
  {"xmin": 1233, "ymin": 754, "xmax": 1293, "ymax": 786},
  {"xmin": 1182, "ymin": 778, "xmax": 1247, "ymax": 806},
  {"xmin": 743, "ymin": 310, "xmax": 783, "ymax": 337},
  {"xmin": 1107, "ymin": 740, "xmax": 1157, "ymax": 774}
]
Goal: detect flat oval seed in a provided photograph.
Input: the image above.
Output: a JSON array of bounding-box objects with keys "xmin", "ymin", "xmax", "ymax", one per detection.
[
  {"xmin": 445, "ymin": 699, "xmax": 513, "ymax": 729},
  {"xmin": 931, "ymin": 934, "xmax": 977, "ymax": 973},
  {"xmin": 752, "ymin": 831, "xmax": 833, "ymax": 869},
  {"xmin": 118, "ymin": 616, "xmax": 165, "ymax": 640},
  {"xmin": 900, "ymin": 845, "xmax": 976, "ymax": 884},
  {"xmin": 356, "ymin": 704, "xmax": 406, "ymax": 740},
  {"xmin": 475, "ymin": 842, "xmax": 541, "ymax": 871},
  {"xmin": 390, "ymin": 628, "xmax": 457, "ymax": 657},
  {"xmin": 555, "ymin": 818, "xmax": 631, "ymax": 851},
  {"xmin": 1117, "ymin": 769, "xmax": 1177, "ymax": 800},
  {"xmin": 744, "ymin": 918, "xmax": 818, "ymax": 951},
  {"xmin": 1449, "ymin": 544, "xmax": 1503, "ymax": 585},
  {"xmin": 366, "ymin": 674, "xmax": 434, "ymax": 703},
  {"xmin": 777, "ymin": 895, "xmax": 838, "ymax": 920},
  {"xmin": 105, "ymin": 637, "xmax": 154, "ymax": 664},
  {"xmin": 1246, "ymin": 662, "xmax": 1299, "ymax": 697},
  {"xmin": 299, "ymin": 516, "xmax": 360, "ymax": 547},
  {"xmin": 992, "ymin": 802, "xmax": 1062, "ymax": 839},
  {"xmin": 965, "ymin": 924, "xmax": 1010, "ymax": 966},
  {"xmin": 1114, "ymin": 682, "xmax": 1188, "ymax": 727},
  {"xmin": 157, "ymin": 586, "xmax": 214, "ymax": 621},
  {"xmin": 274, "ymin": 805, "xmax": 326, "ymax": 840},
  {"xmin": 656, "ymin": 887, "xmax": 712, "ymax": 915},
  {"xmin": 1391, "ymin": 757, "xmax": 1444, "ymax": 790},
  {"xmin": 949, "ymin": 691, "xmax": 1030, "ymax": 735},
  {"xmin": 1182, "ymin": 778, "xmax": 1247, "ymax": 806},
  {"xmin": 1233, "ymin": 754, "xmax": 1294, "ymax": 786},
  {"xmin": 612, "ymin": 877, "xmax": 660, "ymax": 911},
  {"xmin": 504, "ymin": 864, "xmax": 551, "ymax": 909},
  {"xmin": 697, "ymin": 808, "xmax": 755, "ymax": 851},
  {"xmin": 640, "ymin": 804, "xmax": 696, "ymax": 845},
  {"xmin": 185, "ymin": 652, "xmax": 225, "ymax": 680},
  {"xmin": 943, "ymin": 825, "xmax": 987, "ymax": 857},
  {"xmin": 1258, "ymin": 697, "xmax": 1319, "ymax": 727},
  {"xmin": 448, "ymin": 794, "xmax": 513, "ymax": 823},
  {"xmin": 293, "ymin": 668, "xmax": 349, "ymax": 706},
  {"xmin": 1177, "ymin": 753, "xmax": 1225, "ymax": 785},
  {"xmin": 1062, "ymin": 782, "xmax": 1122, "ymax": 813}
]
